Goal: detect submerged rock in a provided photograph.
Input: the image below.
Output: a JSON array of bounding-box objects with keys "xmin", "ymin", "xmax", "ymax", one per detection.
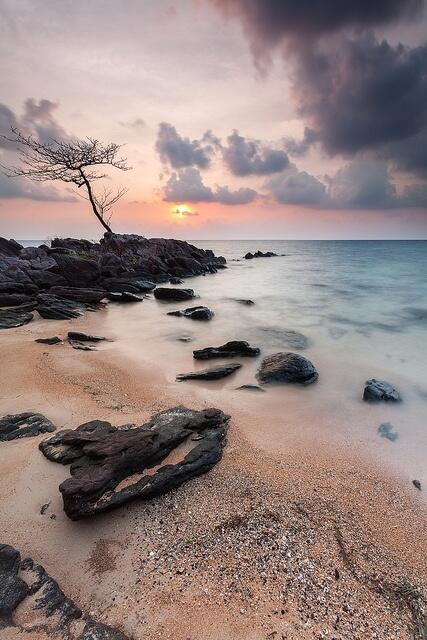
[
  {"xmin": 235, "ymin": 299, "xmax": 255, "ymax": 305},
  {"xmin": 36, "ymin": 294, "xmax": 87, "ymax": 320},
  {"xmin": 35, "ymin": 336, "xmax": 61, "ymax": 345},
  {"xmin": 0, "ymin": 412, "xmax": 55, "ymax": 442},
  {"xmin": 154, "ymin": 287, "xmax": 195, "ymax": 301},
  {"xmin": 363, "ymin": 379, "xmax": 401, "ymax": 402},
  {"xmin": 39, "ymin": 407, "xmax": 229, "ymax": 520},
  {"xmin": 193, "ymin": 340, "xmax": 260, "ymax": 360},
  {"xmin": 261, "ymin": 327, "xmax": 311, "ymax": 350},
  {"xmin": 257, "ymin": 352, "xmax": 319, "ymax": 385},
  {"xmin": 176, "ymin": 363, "xmax": 242, "ymax": 381},
  {"xmin": 0, "ymin": 544, "xmax": 129, "ymax": 638},
  {"xmin": 167, "ymin": 305, "xmax": 214, "ymax": 321},
  {"xmin": 0, "ymin": 308, "xmax": 33, "ymax": 329},
  {"xmin": 378, "ymin": 422, "xmax": 399, "ymax": 441}
]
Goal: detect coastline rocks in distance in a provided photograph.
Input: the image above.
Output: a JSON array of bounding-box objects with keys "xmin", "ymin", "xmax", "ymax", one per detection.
[
  {"xmin": 244, "ymin": 250, "xmax": 278, "ymax": 260},
  {"xmin": 168, "ymin": 306, "xmax": 214, "ymax": 321},
  {"xmin": 177, "ymin": 363, "xmax": 241, "ymax": 381},
  {"xmin": 154, "ymin": 287, "xmax": 195, "ymax": 301},
  {"xmin": 193, "ymin": 340, "xmax": 260, "ymax": 360},
  {"xmin": 0, "ymin": 412, "xmax": 55, "ymax": 442},
  {"xmin": 35, "ymin": 336, "xmax": 61, "ymax": 345},
  {"xmin": 257, "ymin": 352, "xmax": 319, "ymax": 385},
  {"xmin": 0, "ymin": 308, "xmax": 34, "ymax": 329},
  {"xmin": 363, "ymin": 379, "xmax": 401, "ymax": 402},
  {"xmin": 0, "ymin": 544, "xmax": 129, "ymax": 639},
  {"xmin": 39, "ymin": 406, "xmax": 229, "ymax": 520}
]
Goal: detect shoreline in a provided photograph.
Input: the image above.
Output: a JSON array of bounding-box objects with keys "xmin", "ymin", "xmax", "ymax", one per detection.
[{"xmin": 1, "ymin": 308, "xmax": 426, "ymax": 639}]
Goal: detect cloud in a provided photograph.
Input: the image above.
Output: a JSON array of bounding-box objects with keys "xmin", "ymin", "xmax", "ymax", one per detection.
[
  {"xmin": 119, "ymin": 118, "xmax": 146, "ymax": 129},
  {"xmin": 0, "ymin": 172, "xmax": 76, "ymax": 202},
  {"xmin": 326, "ymin": 159, "xmax": 397, "ymax": 208},
  {"xmin": 156, "ymin": 122, "xmax": 219, "ymax": 169},
  {"xmin": 173, "ymin": 206, "xmax": 199, "ymax": 216},
  {"xmin": 283, "ymin": 127, "xmax": 319, "ymax": 157},
  {"xmin": 163, "ymin": 167, "xmax": 258, "ymax": 205},
  {"xmin": 266, "ymin": 165, "xmax": 328, "ymax": 205},
  {"xmin": 0, "ymin": 98, "xmax": 69, "ymax": 149},
  {"xmin": 222, "ymin": 130, "xmax": 289, "ymax": 176}
]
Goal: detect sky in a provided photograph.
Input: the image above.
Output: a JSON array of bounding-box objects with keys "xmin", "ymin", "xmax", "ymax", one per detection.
[{"xmin": 0, "ymin": 0, "xmax": 427, "ymax": 240}]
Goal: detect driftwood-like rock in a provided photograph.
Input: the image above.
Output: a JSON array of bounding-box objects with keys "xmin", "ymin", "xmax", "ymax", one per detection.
[
  {"xmin": 39, "ymin": 407, "xmax": 229, "ymax": 520},
  {"xmin": 257, "ymin": 352, "xmax": 319, "ymax": 385},
  {"xmin": 35, "ymin": 336, "xmax": 61, "ymax": 345},
  {"xmin": 0, "ymin": 412, "xmax": 55, "ymax": 442},
  {"xmin": 0, "ymin": 544, "xmax": 129, "ymax": 638},
  {"xmin": 167, "ymin": 305, "xmax": 214, "ymax": 321},
  {"xmin": 176, "ymin": 363, "xmax": 242, "ymax": 381},
  {"xmin": 154, "ymin": 287, "xmax": 195, "ymax": 301},
  {"xmin": 193, "ymin": 340, "xmax": 260, "ymax": 360},
  {"xmin": 363, "ymin": 379, "xmax": 401, "ymax": 402},
  {"xmin": 0, "ymin": 308, "xmax": 33, "ymax": 329}
]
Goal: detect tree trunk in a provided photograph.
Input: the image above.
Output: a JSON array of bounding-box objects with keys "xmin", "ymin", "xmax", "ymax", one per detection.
[{"xmin": 79, "ymin": 170, "xmax": 112, "ymax": 233}]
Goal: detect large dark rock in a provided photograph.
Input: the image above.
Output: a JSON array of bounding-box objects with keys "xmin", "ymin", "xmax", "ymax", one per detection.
[
  {"xmin": 193, "ymin": 340, "xmax": 260, "ymax": 360},
  {"xmin": 27, "ymin": 269, "xmax": 67, "ymax": 289},
  {"xmin": 0, "ymin": 237, "xmax": 23, "ymax": 257},
  {"xmin": 36, "ymin": 294, "xmax": 87, "ymax": 319},
  {"xmin": 68, "ymin": 332, "xmax": 109, "ymax": 342},
  {"xmin": 0, "ymin": 412, "xmax": 55, "ymax": 442},
  {"xmin": 49, "ymin": 286, "xmax": 106, "ymax": 303},
  {"xmin": 39, "ymin": 407, "xmax": 229, "ymax": 520},
  {"xmin": 0, "ymin": 281, "xmax": 38, "ymax": 296},
  {"xmin": 257, "ymin": 352, "xmax": 319, "ymax": 385},
  {"xmin": 100, "ymin": 276, "xmax": 156, "ymax": 293},
  {"xmin": 105, "ymin": 291, "xmax": 144, "ymax": 303},
  {"xmin": 244, "ymin": 250, "xmax": 278, "ymax": 259},
  {"xmin": 0, "ymin": 293, "xmax": 33, "ymax": 307},
  {"xmin": 154, "ymin": 287, "xmax": 195, "ymax": 301},
  {"xmin": 0, "ymin": 308, "xmax": 33, "ymax": 329},
  {"xmin": 0, "ymin": 544, "xmax": 129, "ymax": 638},
  {"xmin": 167, "ymin": 305, "xmax": 214, "ymax": 321},
  {"xmin": 363, "ymin": 379, "xmax": 401, "ymax": 402},
  {"xmin": 53, "ymin": 254, "xmax": 100, "ymax": 286},
  {"xmin": 176, "ymin": 363, "xmax": 242, "ymax": 381}
]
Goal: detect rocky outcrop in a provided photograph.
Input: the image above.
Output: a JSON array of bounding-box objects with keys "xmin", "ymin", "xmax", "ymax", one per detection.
[
  {"xmin": 257, "ymin": 352, "xmax": 319, "ymax": 385},
  {"xmin": 0, "ymin": 544, "xmax": 129, "ymax": 638},
  {"xmin": 0, "ymin": 237, "xmax": 23, "ymax": 257},
  {"xmin": 193, "ymin": 340, "xmax": 260, "ymax": 360},
  {"xmin": 39, "ymin": 407, "xmax": 229, "ymax": 520},
  {"xmin": 363, "ymin": 379, "xmax": 401, "ymax": 402},
  {"xmin": 0, "ymin": 308, "xmax": 34, "ymax": 329},
  {"xmin": 0, "ymin": 413, "xmax": 55, "ymax": 442},
  {"xmin": 0, "ymin": 293, "xmax": 33, "ymax": 307},
  {"xmin": 167, "ymin": 306, "xmax": 215, "ymax": 321},
  {"xmin": 244, "ymin": 250, "xmax": 278, "ymax": 259},
  {"xmin": 154, "ymin": 287, "xmax": 195, "ymax": 301},
  {"xmin": 176, "ymin": 363, "xmax": 242, "ymax": 381}
]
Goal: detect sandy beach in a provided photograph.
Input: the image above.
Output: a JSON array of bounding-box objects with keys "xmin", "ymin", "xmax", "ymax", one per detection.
[{"xmin": 1, "ymin": 305, "xmax": 426, "ymax": 640}]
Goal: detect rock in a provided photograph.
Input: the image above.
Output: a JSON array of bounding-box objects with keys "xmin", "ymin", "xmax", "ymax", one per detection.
[
  {"xmin": 27, "ymin": 269, "xmax": 67, "ymax": 289},
  {"xmin": 177, "ymin": 363, "xmax": 242, "ymax": 381},
  {"xmin": 193, "ymin": 340, "xmax": 260, "ymax": 360},
  {"xmin": 49, "ymin": 286, "xmax": 106, "ymax": 303},
  {"xmin": 0, "ymin": 544, "xmax": 129, "ymax": 638},
  {"xmin": 257, "ymin": 352, "xmax": 319, "ymax": 385},
  {"xmin": 261, "ymin": 327, "xmax": 311, "ymax": 350},
  {"xmin": 377, "ymin": 422, "xmax": 398, "ymax": 441},
  {"xmin": 36, "ymin": 294, "xmax": 87, "ymax": 319},
  {"xmin": 236, "ymin": 384, "xmax": 266, "ymax": 392},
  {"xmin": 100, "ymin": 276, "xmax": 156, "ymax": 293},
  {"xmin": 35, "ymin": 336, "xmax": 61, "ymax": 345},
  {"xmin": 244, "ymin": 250, "xmax": 278, "ymax": 259},
  {"xmin": 235, "ymin": 299, "xmax": 255, "ymax": 305},
  {"xmin": 0, "ymin": 412, "xmax": 55, "ymax": 442},
  {"xmin": 106, "ymin": 291, "xmax": 144, "ymax": 303},
  {"xmin": 0, "ymin": 293, "xmax": 33, "ymax": 307},
  {"xmin": 53, "ymin": 254, "xmax": 100, "ymax": 286},
  {"xmin": 40, "ymin": 502, "xmax": 50, "ymax": 515},
  {"xmin": 413, "ymin": 480, "xmax": 422, "ymax": 491},
  {"xmin": 178, "ymin": 336, "xmax": 193, "ymax": 342},
  {"xmin": 39, "ymin": 406, "xmax": 229, "ymax": 520},
  {"xmin": 363, "ymin": 379, "xmax": 401, "ymax": 402},
  {"xmin": 167, "ymin": 305, "xmax": 214, "ymax": 321},
  {"xmin": 69, "ymin": 340, "xmax": 97, "ymax": 351},
  {"xmin": 0, "ymin": 308, "xmax": 33, "ymax": 329},
  {"xmin": 0, "ymin": 281, "xmax": 38, "ymax": 296},
  {"xmin": 68, "ymin": 332, "xmax": 109, "ymax": 342},
  {"xmin": 170, "ymin": 277, "xmax": 184, "ymax": 284},
  {"xmin": 0, "ymin": 237, "xmax": 23, "ymax": 257},
  {"xmin": 154, "ymin": 287, "xmax": 195, "ymax": 301}
]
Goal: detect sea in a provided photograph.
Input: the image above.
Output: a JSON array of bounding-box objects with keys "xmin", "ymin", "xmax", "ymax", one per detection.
[{"xmin": 19, "ymin": 239, "xmax": 427, "ymax": 489}]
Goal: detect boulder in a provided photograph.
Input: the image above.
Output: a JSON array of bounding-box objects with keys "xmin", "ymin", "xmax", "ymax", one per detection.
[
  {"xmin": 363, "ymin": 379, "xmax": 401, "ymax": 402},
  {"xmin": 100, "ymin": 276, "xmax": 156, "ymax": 293},
  {"xmin": 106, "ymin": 291, "xmax": 144, "ymax": 303},
  {"xmin": 193, "ymin": 340, "xmax": 260, "ymax": 360},
  {"xmin": 0, "ymin": 412, "xmax": 55, "ymax": 442},
  {"xmin": 257, "ymin": 352, "xmax": 319, "ymax": 385},
  {"xmin": 0, "ymin": 237, "xmax": 23, "ymax": 257},
  {"xmin": 36, "ymin": 294, "xmax": 87, "ymax": 320},
  {"xmin": 35, "ymin": 336, "xmax": 61, "ymax": 345},
  {"xmin": 167, "ymin": 306, "xmax": 214, "ymax": 321},
  {"xmin": 0, "ymin": 281, "xmax": 38, "ymax": 296},
  {"xmin": 39, "ymin": 406, "xmax": 229, "ymax": 520},
  {"xmin": 0, "ymin": 544, "xmax": 129, "ymax": 638},
  {"xmin": 68, "ymin": 332, "xmax": 109, "ymax": 342},
  {"xmin": 53, "ymin": 254, "xmax": 100, "ymax": 285},
  {"xmin": 0, "ymin": 308, "xmax": 33, "ymax": 329},
  {"xmin": 154, "ymin": 287, "xmax": 195, "ymax": 301},
  {"xmin": 176, "ymin": 363, "xmax": 242, "ymax": 381},
  {"xmin": 26, "ymin": 269, "xmax": 67, "ymax": 289},
  {"xmin": 48, "ymin": 286, "xmax": 106, "ymax": 303},
  {"xmin": 0, "ymin": 293, "xmax": 33, "ymax": 307}
]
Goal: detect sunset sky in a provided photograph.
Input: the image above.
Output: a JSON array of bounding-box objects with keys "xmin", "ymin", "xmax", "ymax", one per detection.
[{"xmin": 1, "ymin": 0, "xmax": 427, "ymax": 240}]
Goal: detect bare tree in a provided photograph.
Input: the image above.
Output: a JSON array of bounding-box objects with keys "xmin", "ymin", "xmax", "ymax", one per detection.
[{"xmin": 1, "ymin": 128, "xmax": 131, "ymax": 232}]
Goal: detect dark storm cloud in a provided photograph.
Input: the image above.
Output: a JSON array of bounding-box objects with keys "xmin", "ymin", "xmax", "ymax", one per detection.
[
  {"xmin": 156, "ymin": 122, "xmax": 219, "ymax": 170},
  {"xmin": 222, "ymin": 130, "xmax": 289, "ymax": 176},
  {"xmin": 283, "ymin": 127, "xmax": 318, "ymax": 157},
  {"xmin": 163, "ymin": 167, "xmax": 258, "ymax": 205},
  {"xmin": 266, "ymin": 164, "xmax": 327, "ymax": 205}
]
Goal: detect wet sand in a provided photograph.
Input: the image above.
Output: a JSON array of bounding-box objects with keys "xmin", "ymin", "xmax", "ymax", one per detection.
[{"xmin": 0, "ymin": 308, "xmax": 426, "ymax": 639}]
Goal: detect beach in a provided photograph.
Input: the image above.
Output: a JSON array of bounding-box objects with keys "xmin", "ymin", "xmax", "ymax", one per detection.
[{"xmin": 1, "ymin": 253, "xmax": 426, "ymax": 640}]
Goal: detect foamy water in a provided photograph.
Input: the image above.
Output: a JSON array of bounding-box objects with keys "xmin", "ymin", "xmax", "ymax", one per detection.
[{"xmin": 97, "ymin": 240, "xmax": 426, "ymax": 490}]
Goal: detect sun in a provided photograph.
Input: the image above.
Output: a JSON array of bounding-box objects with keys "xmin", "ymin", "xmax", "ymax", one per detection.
[{"xmin": 172, "ymin": 204, "xmax": 193, "ymax": 218}]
